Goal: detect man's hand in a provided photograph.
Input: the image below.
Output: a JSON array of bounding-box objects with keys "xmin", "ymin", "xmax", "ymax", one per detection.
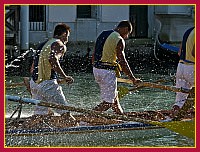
[
  {"xmin": 65, "ymin": 76, "xmax": 74, "ymax": 84},
  {"xmin": 131, "ymin": 78, "xmax": 142, "ymax": 85}
]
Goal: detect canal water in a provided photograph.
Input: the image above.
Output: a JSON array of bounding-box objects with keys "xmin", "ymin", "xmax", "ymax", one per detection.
[{"xmin": 5, "ymin": 72, "xmax": 195, "ymax": 147}]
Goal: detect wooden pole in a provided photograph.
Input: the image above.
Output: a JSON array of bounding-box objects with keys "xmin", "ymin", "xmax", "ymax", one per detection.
[{"xmin": 117, "ymin": 78, "xmax": 191, "ymax": 93}]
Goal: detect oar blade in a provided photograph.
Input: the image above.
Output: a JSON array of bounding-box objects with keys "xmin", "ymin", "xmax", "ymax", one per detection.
[
  {"xmin": 150, "ymin": 120, "xmax": 195, "ymax": 140},
  {"xmin": 118, "ymin": 86, "xmax": 129, "ymax": 100}
]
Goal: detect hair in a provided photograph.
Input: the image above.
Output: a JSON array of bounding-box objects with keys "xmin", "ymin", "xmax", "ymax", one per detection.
[
  {"xmin": 53, "ymin": 23, "xmax": 71, "ymax": 37},
  {"xmin": 117, "ymin": 20, "xmax": 132, "ymax": 32}
]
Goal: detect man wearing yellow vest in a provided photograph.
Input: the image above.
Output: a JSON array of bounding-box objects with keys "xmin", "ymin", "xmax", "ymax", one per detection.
[
  {"xmin": 30, "ymin": 23, "xmax": 76, "ymax": 122},
  {"xmin": 92, "ymin": 20, "xmax": 142, "ymax": 114},
  {"xmin": 172, "ymin": 27, "xmax": 195, "ymax": 114}
]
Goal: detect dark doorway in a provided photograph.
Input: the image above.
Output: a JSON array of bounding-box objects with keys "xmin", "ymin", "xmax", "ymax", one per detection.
[{"xmin": 130, "ymin": 6, "xmax": 148, "ymax": 38}]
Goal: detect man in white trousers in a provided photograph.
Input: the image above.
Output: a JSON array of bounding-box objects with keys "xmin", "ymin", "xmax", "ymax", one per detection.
[
  {"xmin": 92, "ymin": 20, "xmax": 142, "ymax": 115},
  {"xmin": 173, "ymin": 27, "xmax": 195, "ymax": 115}
]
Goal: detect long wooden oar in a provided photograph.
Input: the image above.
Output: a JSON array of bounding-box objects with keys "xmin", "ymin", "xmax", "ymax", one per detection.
[
  {"xmin": 117, "ymin": 78, "xmax": 191, "ymax": 93},
  {"xmin": 6, "ymin": 95, "xmax": 195, "ymax": 140},
  {"xmin": 117, "ymin": 78, "xmax": 172, "ymax": 99}
]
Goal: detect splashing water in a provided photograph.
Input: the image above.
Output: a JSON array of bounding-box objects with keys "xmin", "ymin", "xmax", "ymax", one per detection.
[
  {"xmin": 6, "ymin": 48, "xmax": 34, "ymax": 69},
  {"xmin": 5, "ymin": 73, "xmax": 195, "ymax": 147}
]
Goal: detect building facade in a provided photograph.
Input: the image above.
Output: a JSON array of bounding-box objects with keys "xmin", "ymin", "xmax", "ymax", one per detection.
[{"xmin": 5, "ymin": 5, "xmax": 195, "ymax": 53}]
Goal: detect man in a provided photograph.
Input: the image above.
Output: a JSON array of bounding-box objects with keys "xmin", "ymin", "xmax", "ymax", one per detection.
[
  {"xmin": 30, "ymin": 23, "xmax": 75, "ymax": 121},
  {"xmin": 92, "ymin": 20, "xmax": 142, "ymax": 115},
  {"xmin": 172, "ymin": 27, "xmax": 195, "ymax": 115}
]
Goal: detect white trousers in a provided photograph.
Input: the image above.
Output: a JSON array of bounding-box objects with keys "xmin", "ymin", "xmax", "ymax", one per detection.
[
  {"xmin": 93, "ymin": 67, "xmax": 117, "ymax": 103},
  {"xmin": 30, "ymin": 79, "xmax": 69, "ymax": 115},
  {"xmin": 174, "ymin": 63, "xmax": 195, "ymax": 108}
]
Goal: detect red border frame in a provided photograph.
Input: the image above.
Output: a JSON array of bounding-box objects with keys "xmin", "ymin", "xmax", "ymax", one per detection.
[{"xmin": 1, "ymin": 0, "xmax": 199, "ymax": 152}]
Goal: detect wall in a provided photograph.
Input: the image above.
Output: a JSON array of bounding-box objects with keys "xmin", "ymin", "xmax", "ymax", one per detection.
[
  {"xmin": 75, "ymin": 19, "xmax": 97, "ymax": 41},
  {"xmin": 154, "ymin": 5, "xmax": 195, "ymax": 42},
  {"xmin": 101, "ymin": 6, "xmax": 129, "ymax": 22},
  {"xmin": 28, "ymin": 5, "xmax": 195, "ymax": 45},
  {"xmin": 48, "ymin": 5, "xmax": 76, "ymax": 22},
  {"xmin": 29, "ymin": 5, "xmax": 131, "ymax": 43}
]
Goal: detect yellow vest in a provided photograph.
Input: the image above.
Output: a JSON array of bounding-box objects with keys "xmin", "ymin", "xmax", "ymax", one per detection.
[
  {"xmin": 185, "ymin": 29, "xmax": 195, "ymax": 63},
  {"xmin": 100, "ymin": 31, "xmax": 124, "ymax": 77},
  {"xmin": 36, "ymin": 38, "xmax": 59, "ymax": 84},
  {"xmin": 101, "ymin": 31, "xmax": 124, "ymax": 66}
]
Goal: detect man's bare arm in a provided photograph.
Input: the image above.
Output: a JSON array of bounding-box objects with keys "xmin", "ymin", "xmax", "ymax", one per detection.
[
  {"xmin": 49, "ymin": 42, "xmax": 73, "ymax": 83},
  {"xmin": 116, "ymin": 40, "xmax": 141, "ymax": 84},
  {"xmin": 192, "ymin": 44, "xmax": 195, "ymax": 58}
]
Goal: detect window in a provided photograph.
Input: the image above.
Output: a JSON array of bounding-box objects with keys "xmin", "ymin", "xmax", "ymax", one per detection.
[
  {"xmin": 77, "ymin": 5, "xmax": 97, "ymax": 18},
  {"xmin": 29, "ymin": 5, "xmax": 46, "ymax": 31},
  {"xmin": 29, "ymin": 5, "xmax": 45, "ymax": 22}
]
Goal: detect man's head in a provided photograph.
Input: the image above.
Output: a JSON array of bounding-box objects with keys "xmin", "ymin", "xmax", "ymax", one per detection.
[
  {"xmin": 54, "ymin": 23, "xmax": 71, "ymax": 44},
  {"xmin": 116, "ymin": 20, "xmax": 132, "ymax": 39}
]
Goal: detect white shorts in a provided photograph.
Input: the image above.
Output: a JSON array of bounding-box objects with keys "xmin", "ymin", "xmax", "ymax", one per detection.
[
  {"xmin": 93, "ymin": 67, "xmax": 117, "ymax": 103},
  {"xmin": 174, "ymin": 63, "xmax": 195, "ymax": 108},
  {"xmin": 30, "ymin": 79, "xmax": 69, "ymax": 115}
]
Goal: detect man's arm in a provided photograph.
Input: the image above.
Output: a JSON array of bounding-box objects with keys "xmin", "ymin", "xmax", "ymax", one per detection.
[
  {"xmin": 49, "ymin": 42, "xmax": 73, "ymax": 84},
  {"xmin": 116, "ymin": 40, "xmax": 141, "ymax": 84},
  {"xmin": 178, "ymin": 43, "xmax": 182, "ymax": 56},
  {"xmin": 30, "ymin": 61, "xmax": 34, "ymax": 74},
  {"xmin": 92, "ymin": 49, "xmax": 95, "ymax": 64},
  {"xmin": 192, "ymin": 44, "xmax": 195, "ymax": 58}
]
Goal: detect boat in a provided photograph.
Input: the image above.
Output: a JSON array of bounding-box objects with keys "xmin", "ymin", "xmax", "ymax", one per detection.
[
  {"xmin": 4, "ymin": 124, "xmax": 176, "ymax": 147},
  {"xmin": 154, "ymin": 36, "xmax": 179, "ymax": 65},
  {"xmin": 6, "ymin": 119, "xmax": 162, "ymax": 136},
  {"xmin": 5, "ymin": 95, "xmax": 195, "ymax": 141},
  {"xmin": 5, "ymin": 95, "xmax": 164, "ymax": 136}
]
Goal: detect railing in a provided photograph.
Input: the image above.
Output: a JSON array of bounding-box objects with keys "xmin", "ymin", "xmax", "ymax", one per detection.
[{"xmin": 29, "ymin": 21, "xmax": 46, "ymax": 31}]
